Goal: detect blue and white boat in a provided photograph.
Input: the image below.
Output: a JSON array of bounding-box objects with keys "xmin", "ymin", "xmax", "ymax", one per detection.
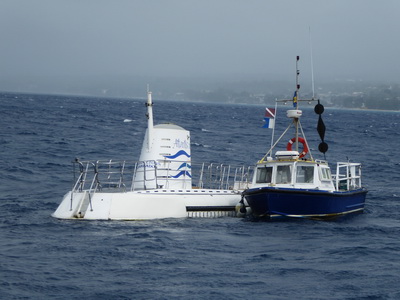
[{"xmin": 241, "ymin": 57, "xmax": 367, "ymax": 220}]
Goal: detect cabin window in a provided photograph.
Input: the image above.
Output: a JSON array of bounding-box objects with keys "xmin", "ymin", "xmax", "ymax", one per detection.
[
  {"xmin": 296, "ymin": 166, "xmax": 314, "ymax": 183},
  {"xmin": 276, "ymin": 165, "xmax": 292, "ymax": 184},
  {"xmin": 256, "ymin": 166, "xmax": 273, "ymax": 183},
  {"xmin": 320, "ymin": 167, "xmax": 332, "ymax": 181}
]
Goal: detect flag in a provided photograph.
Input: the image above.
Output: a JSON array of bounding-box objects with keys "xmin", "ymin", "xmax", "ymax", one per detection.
[
  {"xmin": 293, "ymin": 91, "xmax": 298, "ymax": 108},
  {"xmin": 264, "ymin": 107, "xmax": 275, "ymax": 118},
  {"xmin": 263, "ymin": 118, "xmax": 274, "ymax": 129},
  {"xmin": 262, "ymin": 107, "xmax": 275, "ymax": 129}
]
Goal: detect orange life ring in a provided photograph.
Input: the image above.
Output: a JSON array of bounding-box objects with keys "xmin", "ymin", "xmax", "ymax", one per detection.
[{"xmin": 286, "ymin": 137, "xmax": 309, "ymax": 158}]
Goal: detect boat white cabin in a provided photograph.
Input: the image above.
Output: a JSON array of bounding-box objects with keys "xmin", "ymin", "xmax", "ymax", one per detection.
[{"xmin": 253, "ymin": 150, "xmax": 363, "ymax": 193}]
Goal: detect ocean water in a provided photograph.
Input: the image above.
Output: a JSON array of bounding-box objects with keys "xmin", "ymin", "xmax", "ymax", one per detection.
[{"xmin": 1, "ymin": 92, "xmax": 400, "ymax": 299}]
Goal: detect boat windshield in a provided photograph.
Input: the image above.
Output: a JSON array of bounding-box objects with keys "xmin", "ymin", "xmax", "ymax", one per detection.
[
  {"xmin": 256, "ymin": 166, "xmax": 273, "ymax": 183},
  {"xmin": 320, "ymin": 167, "xmax": 332, "ymax": 181},
  {"xmin": 276, "ymin": 165, "xmax": 292, "ymax": 184},
  {"xmin": 296, "ymin": 165, "xmax": 314, "ymax": 183}
]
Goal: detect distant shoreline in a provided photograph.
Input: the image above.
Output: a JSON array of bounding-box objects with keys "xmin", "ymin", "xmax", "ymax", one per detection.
[{"xmin": 2, "ymin": 90, "xmax": 400, "ymax": 112}]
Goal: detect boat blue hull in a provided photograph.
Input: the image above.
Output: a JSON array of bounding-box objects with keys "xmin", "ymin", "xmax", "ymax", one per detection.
[{"xmin": 243, "ymin": 187, "xmax": 367, "ymax": 219}]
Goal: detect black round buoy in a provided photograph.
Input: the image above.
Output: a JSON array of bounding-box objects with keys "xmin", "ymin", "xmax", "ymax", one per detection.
[
  {"xmin": 318, "ymin": 142, "xmax": 329, "ymax": 153},
  {"xmin": 314, "ymin": 103, "xmax": 324, "ymax": 115}
]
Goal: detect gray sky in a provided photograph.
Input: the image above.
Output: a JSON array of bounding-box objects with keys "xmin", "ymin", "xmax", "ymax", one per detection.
[{"xmin": 0, "ymin": 0, "xmax": 399, "ymax": 95}]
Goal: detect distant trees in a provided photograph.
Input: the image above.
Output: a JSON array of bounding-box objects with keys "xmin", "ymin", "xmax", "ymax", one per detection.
[
  {"xmin": 171, "ymin": 81, "xmax": 400, "ymax": 110},
  {"xmin": 331, "ymin": 84, "xmax": 400, "ymax": 110}
]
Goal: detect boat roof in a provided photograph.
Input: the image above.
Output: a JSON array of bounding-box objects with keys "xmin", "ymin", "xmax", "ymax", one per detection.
[
  {"xmin": 257, "ymin": 151, "xmax": 329, "ymax": 165},
  {"xmin": 154, "ymin": 123, "xmax": 186, "ymax": 130}
]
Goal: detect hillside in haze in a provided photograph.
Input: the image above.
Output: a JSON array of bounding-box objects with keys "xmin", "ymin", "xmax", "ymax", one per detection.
[{"xmin": 1, "ymin": 75, "xmax": 399, "ymax": 110}]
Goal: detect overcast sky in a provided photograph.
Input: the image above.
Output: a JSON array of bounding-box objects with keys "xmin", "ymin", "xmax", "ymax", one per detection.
[{"xmin": 0, "ymin": 0, "xmax": 399, "ymax": 95}]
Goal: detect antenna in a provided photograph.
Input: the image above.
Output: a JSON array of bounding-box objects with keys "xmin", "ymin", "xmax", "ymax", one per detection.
[
  {"xmin": 309, "ymin": 26, "xmax": 315, "ymax": 100},
  {"xmin": 295, "ymin": 55, "xmax": 300, "ymax": 109}
]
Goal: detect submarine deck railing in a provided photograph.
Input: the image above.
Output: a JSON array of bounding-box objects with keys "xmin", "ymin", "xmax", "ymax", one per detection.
[{"xmin": 69, "ymin": 159, "xmax": 253, "ymax": 193}]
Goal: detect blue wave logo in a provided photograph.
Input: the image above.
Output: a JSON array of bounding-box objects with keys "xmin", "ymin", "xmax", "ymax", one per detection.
[
  {"xmin": 164, "ymin": 150, "xmax": 191, "ymax": 160},
  {"xmin": 178, "ymin": 163, "xmax": 191, "ymax": 170},
  {"xmin": 170, "ymin": 171, "xmax": 192, "ymax": 178}
]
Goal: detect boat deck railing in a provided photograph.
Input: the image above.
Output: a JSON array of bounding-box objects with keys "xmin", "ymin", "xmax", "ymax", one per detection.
[
  {"xmin": 333, "ymin": 162, "xmax": 363, "ymax": 191},
  {"xmin": 70, "ymin": 159, "xmax": 253, "ymax": 193}
]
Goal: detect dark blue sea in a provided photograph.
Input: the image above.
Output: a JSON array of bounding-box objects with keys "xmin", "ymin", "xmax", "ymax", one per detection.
[{"xmin": 1, "ymin": 92, "xmax": 400, "ymax": 299}]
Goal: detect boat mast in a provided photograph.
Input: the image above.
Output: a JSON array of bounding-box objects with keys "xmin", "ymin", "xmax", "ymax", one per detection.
[
  {"xmin": 261, "ymin": 56, "xmax": 311, "ymax": 162},
  {"xmin": 294, "ymin": 55, "xmax": 300, "ymax": 152},
  {"xmin": 146, "ymin": 85, "xmax": 154, "ymax": 150}
]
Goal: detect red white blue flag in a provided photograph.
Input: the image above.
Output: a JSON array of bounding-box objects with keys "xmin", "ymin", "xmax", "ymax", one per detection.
[{"xmin": 262, "ymin": 108, "xmax": 275, "ymax": 129}]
